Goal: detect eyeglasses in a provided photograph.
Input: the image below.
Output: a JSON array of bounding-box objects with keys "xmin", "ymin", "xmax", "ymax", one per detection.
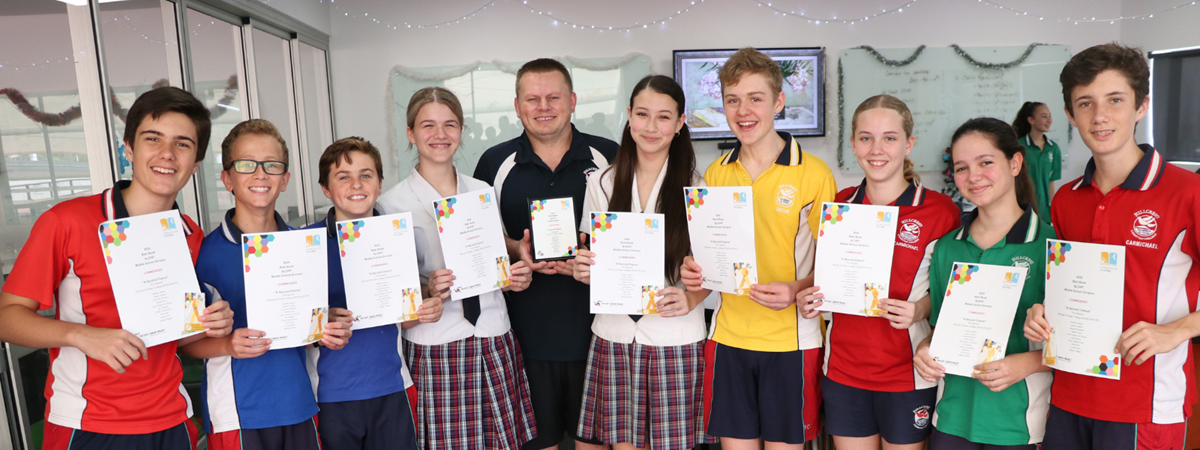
[{"xmin": 229, "ymin": 159, "xmax": 288, "ymax": 175}]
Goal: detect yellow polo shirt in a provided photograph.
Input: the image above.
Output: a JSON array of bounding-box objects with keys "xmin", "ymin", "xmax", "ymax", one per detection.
[{"xmin": 704, "ymin": 132, "xmax": 837, "ymax": 352}]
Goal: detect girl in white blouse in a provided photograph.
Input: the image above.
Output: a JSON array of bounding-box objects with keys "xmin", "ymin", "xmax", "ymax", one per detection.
[
  {"xmin": 376, "ymin": 87, "xmax": 536, "ymax": 450},
  {"xmin": 572, "ymin": 75, "xmax": 713, "ymax": 450}
]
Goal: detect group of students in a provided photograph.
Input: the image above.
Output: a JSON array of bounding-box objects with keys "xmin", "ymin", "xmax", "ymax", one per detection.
[{"xmin": 0, "ymin": 42, "xmax": 1197, "ymax": 450}]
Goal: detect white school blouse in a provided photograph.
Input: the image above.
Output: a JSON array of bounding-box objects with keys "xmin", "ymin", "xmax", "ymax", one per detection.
[
  {"xmin": 376, "ymin": 167, "xmax": 512, "ymax": 345},
  {"xmin": 578, "ymin": 161, "xmax": 707, "ymax": 346}
]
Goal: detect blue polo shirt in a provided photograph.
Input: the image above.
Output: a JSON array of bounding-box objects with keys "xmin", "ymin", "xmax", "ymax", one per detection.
[
  {"xmin": 198, "ymin": 208, "xmax": 318, "ymax": 433},
  {"xmin": 473, "ymin": 125, "xmax": 617, "ymax": 361},
  {"xmin": 303, "ymin": 208, "xmax": 409, "ymax": 404}
]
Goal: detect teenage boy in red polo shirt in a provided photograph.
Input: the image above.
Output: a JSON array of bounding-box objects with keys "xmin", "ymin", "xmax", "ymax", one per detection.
[{"xmin": 1025, "ymin": 43, "xmax": 1200, "ymax": 450}]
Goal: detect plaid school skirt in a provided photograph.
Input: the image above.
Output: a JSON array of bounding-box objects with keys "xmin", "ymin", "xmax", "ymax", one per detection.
[
  {"xmin": 404, "ymin": 331, "xmax": 537, "ymax": 450},
  {"xmin": 576, "ymin": 335, "xmax": 715, "ymax": 449}
]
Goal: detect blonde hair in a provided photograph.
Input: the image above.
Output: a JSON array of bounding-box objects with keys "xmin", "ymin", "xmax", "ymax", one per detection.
[
  {"xmin": 405, "ymin": 87, "xmax": 465, "ymax": 151},
  {"xmin": 220, "ymin": 119, "xmax": 289, "ymax": 171},
  {"xmin": 851, "ymin": 95, "xmax": 919, "ymax": 183},
  {"xmin": 718, "ymin": 48, "xmax": 783, "ymax": 95}
]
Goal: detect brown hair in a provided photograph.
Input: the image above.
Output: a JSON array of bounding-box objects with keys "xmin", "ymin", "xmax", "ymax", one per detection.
[
  {"xmin": 318, "ymin": 137, "xmax": 383, "ymax": 188},
  {"xmin": 951, "ymin": 118, "xmax": 1038, "ymax": 212},
  {"xmin": 851, "ymin": 95, "xmax": 919, "ymax": 183},
  {"xmin": 220, "ymin": 119, "xmax": 288, "ymax": 171},
  {"xmin": 1060, "ymin": 43, "xmax": 1149, "ymax": 116},
  {"xmin": 125, "ymin": 86, "xmax": 212, "ymax": 161},
  {"xmin": 405, "ymin": 87, "xmax": 465, "ymax": 151},
  {"xmin": 515, "ymin": 58, "xmax": 574, "ymax": 95},
  {"xmin": 605, "ymin": 75, "xmax": 696, "ymax": 285},
  {"xmin": 718, "ymin": 48, "xmax": 783, "ymax": 95},
  {"xmin": 1011, "ymin": 101, "xmax": 1047, "ymax": 138}
]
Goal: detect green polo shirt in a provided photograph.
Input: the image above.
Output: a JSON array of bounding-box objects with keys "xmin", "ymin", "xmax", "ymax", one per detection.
[
  {"xmin": 928, "ymin": 205, "xmax": 1055, "ymax": 446},
  {"xmin": 1021, "ymin": 134, "xmax": 1062, "ymax": 219}
]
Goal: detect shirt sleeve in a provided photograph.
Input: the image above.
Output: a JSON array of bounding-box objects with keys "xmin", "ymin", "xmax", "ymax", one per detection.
[
  {"xmin": 1050, "ymin": 143, "xmax": 1063, "ymax": 182},
  {"xmin": 472, "ymin": 152, "xmax": 493, "ymax": 186},
  {"xmin": 1, "ymin": 209, "xmax": 71, "ymax": 311},
  {"xmin": 927, "ymin": 241, "xmax": 948, "ymax": 327},
  {"xmin": 806, "ymin": 171, "xmax": 839, "ymax": 237}
]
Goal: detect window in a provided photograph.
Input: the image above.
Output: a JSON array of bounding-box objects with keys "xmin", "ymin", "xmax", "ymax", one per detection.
[{"xmin": 1150, "ymin": 47, "xmax": 1200, "ymax": 162}]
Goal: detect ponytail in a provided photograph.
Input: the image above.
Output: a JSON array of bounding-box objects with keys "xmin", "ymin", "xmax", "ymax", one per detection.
[
  {"xmin": 1011, "ymin": 101, "xmax": 1044, "ymax": 139},
  {"xmin": 902, "ymin": 157, "xmax": 920, "ymax": 184}
]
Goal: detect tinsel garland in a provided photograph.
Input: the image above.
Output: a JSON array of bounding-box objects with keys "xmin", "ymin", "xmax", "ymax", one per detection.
[{"xmin": 1, "ymin": 75, "xmax": 239, "ymax": 127}]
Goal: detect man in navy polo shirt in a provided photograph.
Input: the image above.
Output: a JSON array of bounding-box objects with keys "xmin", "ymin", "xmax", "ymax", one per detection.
[{"xmin": 474, "ymin": 58, "xmax": 617, "ymax": 450}]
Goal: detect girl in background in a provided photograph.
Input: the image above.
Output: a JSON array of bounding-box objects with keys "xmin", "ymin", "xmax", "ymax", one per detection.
[{"xmin": 1012, "ymin": 101, "xmax": 1059, "ymax": 218}]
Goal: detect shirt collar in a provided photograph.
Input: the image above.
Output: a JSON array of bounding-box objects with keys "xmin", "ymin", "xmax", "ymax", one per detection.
[
  {"xmin": 955, "ymin": 203, "xmax": 1041, "ymax": 245},
  {"xmin": 846, "ymin": 179, "xmax": 925, "ymax": 206},
  {"xmin": 219, "ymin": 207, "xmax": 290, "ymax": 244},
  {"xmin": 514, "ymin": 124, "xmax": 594, "ymax": 165},
  {"xmin": 323, "ymin": 206, "xmax": 381, "ymax": 238},
  {"xmin": 720, "ymin": 131, "xmax": 802, "ymax": 167},
  {"xmin": 102, "ymin": 179, "xmax": 194, "ymax": 235},
  {"xmin": 1073, "ymin": 144, "xmax": 1164, "ymax": 192}
]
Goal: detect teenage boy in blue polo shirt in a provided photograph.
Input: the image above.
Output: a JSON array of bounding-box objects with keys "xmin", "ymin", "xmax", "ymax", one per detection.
[
  {"xmin": 303, "ymin": 136, "xmax": 444, "ymax": 450},
  {"xmin": 179, "ymin": 119, "xmax": 352, "ymax": 450}
]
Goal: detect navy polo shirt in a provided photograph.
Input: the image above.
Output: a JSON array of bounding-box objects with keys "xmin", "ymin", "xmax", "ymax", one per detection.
[{"xmin": 473, "ymin": 125, "xmax": 617, "ymax": 361}]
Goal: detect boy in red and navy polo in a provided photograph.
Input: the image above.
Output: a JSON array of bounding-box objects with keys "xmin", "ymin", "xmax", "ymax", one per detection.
[
  {"xmin": 1025, "ymin": 43, "xmax": 1200, "ymax": 450},
  {"xmin": 0, "ymin": 87, "xmax": 233, "ymax": 450}
]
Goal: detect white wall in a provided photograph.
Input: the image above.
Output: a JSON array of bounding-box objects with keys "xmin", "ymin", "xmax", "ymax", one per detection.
[{"xmin": 327, "ymin": 0, "xmax": 1131, "ymax": 192}]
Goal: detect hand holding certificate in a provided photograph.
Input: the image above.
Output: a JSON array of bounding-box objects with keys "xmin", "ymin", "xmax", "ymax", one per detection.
[
  {"xmin": 814, "ymin": 202, "xmax": 899, "ymax": 316},
  {"xmin": 434, "ymin": 187, "xmax": 511, "ymax": 300},
  {"xmin": 243, "ymin": 230, "xmax": 329, "ymax": 349},
  {"xmin": 683, "ymin": 187, "xmax": 757, "ymax": 295},
  {"xmin": 1042, "ymin": 239, "xmax": 1125, "ymax": 379},
  {"xmin": 928, "ymin": 263, "xmax": 1027, "ymax": 378},
  {"xmin": 529, "ymin": 197, "xmax": 578, "ymax": 262},
  {"xmin": 337, "ymin": 213, "xmax": 423, "ymax": 329},
  {"xmin": 98, "ymin": 210, "xmax": 205, "ymax": 347},
  {"xmin": 589, "ymin": 212, "xmax": 666, "ymax": 315}
]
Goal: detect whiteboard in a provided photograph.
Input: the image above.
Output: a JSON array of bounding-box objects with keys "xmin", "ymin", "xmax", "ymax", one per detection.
[{"xmin": 838, "ymin": 45, "xmax": 1071, "ymax": 173}]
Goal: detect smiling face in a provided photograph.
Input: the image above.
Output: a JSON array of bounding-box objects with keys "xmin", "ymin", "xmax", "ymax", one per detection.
[
  {"xmin": 124, "ymin": 111, "xmax": 202, "ymax": 201},
  {"xmin": 1029, "ymin": 104, "xmax": 1053, "ymax": 134},
  {"xmin": 952, "ymin": 132, "xmax": 1023, "ymax": 209},
  {"xmin": 220, "ymin": 133, "xmax": 290, "ymax": 211},
  {"xmin": 722, "ymin": 72, "xmax": 785, "ymax": 148},
  {"xmin": 1065, "ymin": 69, "xmax": 1148, "ymax": 157},
  {"xmin": 627, "ymin": 89, "xmax": 685, "ymax": 157},
  {"xmin": 407, "ymin": 102, "xmax": 461, "ymax": 166},
  {"xmin": 853, "ymin": 107, "xmax": 914, "ymax": 186},
  {"xmin": 515, "ymin": 70, "xmax": 577, "ymax": 141},
  {"xmin": 321, "ymin": 150, "xmax": 381, "ymax": 220}
]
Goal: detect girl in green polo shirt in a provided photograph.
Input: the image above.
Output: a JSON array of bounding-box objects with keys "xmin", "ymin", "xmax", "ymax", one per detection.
[
  {"xmin": 1012, "ymin": 101, "xmax": 1061, "ymax": 218},
  {"xmin": 914, "ymin": 117, "xmax": 1054, "ymax": 449}
]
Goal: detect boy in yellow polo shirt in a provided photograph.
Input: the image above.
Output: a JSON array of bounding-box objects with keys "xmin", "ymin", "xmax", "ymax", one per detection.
[{"xmin": 681, "ymin": 47, "xmax": 837, "ymax": 449}]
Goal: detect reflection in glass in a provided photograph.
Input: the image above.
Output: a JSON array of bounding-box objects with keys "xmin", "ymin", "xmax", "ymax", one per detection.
[
  {"xmin": 298, "ymin": 43, "xmax": 333, "ymax": 223},
  {"xmin": 188, "ymin": 8, "xmax": 245, "ymax": 230},
  {"xmin": 251, "ymin": 28, "xmax": 306, "ymax": 227}
]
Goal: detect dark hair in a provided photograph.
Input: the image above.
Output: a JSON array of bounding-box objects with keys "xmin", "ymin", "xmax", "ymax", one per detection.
[
  {"xmin": 604, "ymin": 75, "xmax": 696, "ymax": 285},
  {"xmin": 515, "ymin": 58, "xmax": 573, "ymax": 94},
  {"xmin": 220, "ymin": 119, "xmax": 289, "ymax": 171},
  {"xmin": 851, "ymin": 94, "xmax": 919, "ymax": 183},
  {"xmin": 1060, "ymin": 43, "xmax": 1149, "ymax": 116},
  {"xmin": 1011, "ymin": 101, "xmax": 1046, "ymax": 138},
  {"xmin": 951, "ymin": 117, "xmax": 1038, "ymax": 212},
  {"xmin": 318, "ymin": 137, "xmax": 384, "ymax": 188},
  {"xmin": 124, "ymin": 86, "xmax": 212, "ymax": 161}
]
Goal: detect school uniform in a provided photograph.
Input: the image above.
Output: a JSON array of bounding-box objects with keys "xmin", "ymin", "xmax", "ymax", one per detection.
[
  {"xmin": 572, "ymin": 163, "xmax": 714, "ymax": 449},
  {"xmin": 821, "ymin": 180, "xmax": 961, "ymax": 444},
  {"xmin": 2, "ymin": 180, "xmax": 202, "ymax": 450},
  {"xmin": 928, "ymin": 205, "xmax": 1053, "ymax": 448},
  {"xmin": 1043, "ymin": 145, "xmax": 1200, "ymax": 450},
  {"xmin": 701, "ymin": 132, "xmax": 838, "ymax": 444},
  {"xmin": 1020, "ymin": 134, "xmax": 1062, "ymax": 219},
  {"xmin": 376, "ymin": 167, "xmax": 536, "ymax": 450}
]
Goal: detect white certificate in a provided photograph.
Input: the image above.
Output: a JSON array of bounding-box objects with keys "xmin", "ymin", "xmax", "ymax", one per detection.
[
  {"xmin": 337, "ymin": 213, "xmax": 423, "ymax": 330},
  {"xmin": 98, "ymin": 210, "xmax": 205, "ymax": 347},
  {"xmin": 434, "ymin": 187, "xmax": 511, "ymax": 301},
  {"xmin": 814, "ymin": 202, "xmax": 899, "ymax": 316},
  {"xmin": 243, "ymin": 229, "xmax": 329, "ymax": 349},
  {"xmin": 929, "ymin": 262, "xmax": 1028, "ymax": 378},
  {"xmin": 529, "ymin": 197, "xmax": 578, "ymax": 261},
  {"xmin": 1043, "ymin": 239, "xmax": 1125, "ymax": 379},
  {"xmin": 684, "ymin": 187, "xmax": 758, "ymax": 295},
  {"xmin": 589, "ymin": 212, "xmax": 666, "ymax": 315}
]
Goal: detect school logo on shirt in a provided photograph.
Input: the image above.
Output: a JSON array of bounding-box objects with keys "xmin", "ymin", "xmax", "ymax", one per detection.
[
  {"xmin": 1131, "ymin": 210, "xmax": 1159, "ymax": 240},
  {"xmin": 1011, "ymin": 255, "xmax": 1034, "ymax": 269},
  {"xmin": 775, "ymin": 184, "xmax": 797, "ymax": 212},
  {"xmin": 898, "ymin": 219, "xmax": 922, "ymax": 244},
  {"xmin": 913, "ymin": 405, "xmax": 931, "ymax": 429}
]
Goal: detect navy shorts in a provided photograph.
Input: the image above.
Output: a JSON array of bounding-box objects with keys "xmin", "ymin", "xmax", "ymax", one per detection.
[
  {"xmin": 318, "ymin": 389, "xmax": 418, "ymax": 450},
  {"xmin": 43, "ymin": 420, "xmax": 198, "ymax": 450},
  {"xmin": 702, "ymin": 341, "xmax": 821, "ymax": 444},
  {"xmin": 521, "ymin": 359, "xmax": 603, "ymax": 449},
  {"xmin": 1042, "ymin": 405, "xmax": 1185, "ymax": 450},
  {"xmin": 930, "ymin": 427, "xmax": 1038, "ymax": 450},
  {"xmin": 207, "ymin": 416, "xmax": 322, "ymax": 450},
  {"xmin": 821, "ymin": 376, "xmax": 936, "ymax": 445}
]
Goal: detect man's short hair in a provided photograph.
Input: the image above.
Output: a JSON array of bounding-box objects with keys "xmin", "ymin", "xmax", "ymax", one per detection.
[
  {"xmin": 318, "ymin": 137, "xmax": 383, "ymax": 188},
  {"xmin": 124, "ymin": 86, "xmax": 212, "ymax": 161},
  {"xmin": 515, "ymin": 58, "xmax": 573, "ymax": 95},
  {"xmin": 718, "ymin": 48, "xmax": 783, "ymax": 96},
  {"xmin": 1060, "ymin": 43, "xmax": 1150, "ymax": 116},
  {"xmin": 220, "ymin": 119, "xmax": 289, "ymax": 171}
]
